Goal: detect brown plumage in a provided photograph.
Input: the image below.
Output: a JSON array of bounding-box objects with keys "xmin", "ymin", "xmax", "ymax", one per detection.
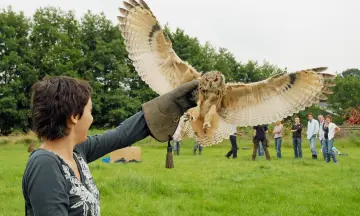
[{"xmin": 117, "ymin": 0, "xmax": 337, "ymax": 146}]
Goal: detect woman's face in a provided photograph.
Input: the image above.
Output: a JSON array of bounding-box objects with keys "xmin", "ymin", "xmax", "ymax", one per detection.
[
  {"xmin": 73, "ymin": 98, "xmax": 94, "ymax": 144},
  {"xmin": 325, "ymin": 117, "xmax": 331, "ymax": 124}
]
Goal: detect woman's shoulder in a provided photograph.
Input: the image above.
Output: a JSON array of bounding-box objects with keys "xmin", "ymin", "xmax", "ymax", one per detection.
[
  {"xmin": 329, "ymin": 122, "xmax": 338, "ymax": 128},
  {"xmin": 24, "ymin": 149, "xmax": 63, "ymax": 174},
  {"xmin": 27, "ymin": 149, "xmax": 61, "ymax": 162}
]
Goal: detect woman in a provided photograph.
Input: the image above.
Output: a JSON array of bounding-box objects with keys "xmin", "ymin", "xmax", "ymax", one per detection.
[
  {"xmin": 172, "ymin": 123, "xmax": 185, "ymax": 155},
  {"xmin": 273, "ymin": 121, "xmax": 284, "ymax": 159},
  {"xmin": 22, "ymin": 76, "xmax": 198, "ymax": 215},
  {"xmin": 225, "ymin": 126, "xmax": 242, "ymax": 159},
  {"xmin": 322, "ymin": 115, "xmax": 341, "ymax": 163}
]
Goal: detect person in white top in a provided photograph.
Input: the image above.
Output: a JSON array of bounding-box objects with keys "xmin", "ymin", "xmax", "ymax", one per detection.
[
  {"xmin": 172, "ymin": 123, "xmax": 184, "ymax": 155},
  {"xmin": 322, "ymin": 115, "xmax": 340, "ymax": 163},
  {"xmin": 225, "ymin": 126, "xmax": 242, "ymax": 159},
  {"xmin": 306, "ymin": 113, "xmax": 320, "ymax": 159},
  {"xmin": 273, "ymin": 120, "xmax": 284, "ymax": 159},
  {"xmin": 318, "ymin": 115, "xmax": 326, "ymax": 161}
]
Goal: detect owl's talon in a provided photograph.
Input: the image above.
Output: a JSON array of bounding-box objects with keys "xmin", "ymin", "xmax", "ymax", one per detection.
[
  {"xmin": 183, "ymin": 112, "xmax": 191, "ymax": 121},
  {"xmin": 203, "ymin": 122, "xmax": 211, "ymax": 132}
]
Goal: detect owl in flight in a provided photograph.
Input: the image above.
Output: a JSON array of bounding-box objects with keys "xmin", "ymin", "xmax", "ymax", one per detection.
[{"xmin": 117, "ymin": 0, "xmax": 336, "ymax": 146}]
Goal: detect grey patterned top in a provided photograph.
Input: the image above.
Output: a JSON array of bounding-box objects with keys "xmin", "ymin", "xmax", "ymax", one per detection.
[{"xmin": 22, "ymin": 111, "xmax": 150, "ymax": 216}]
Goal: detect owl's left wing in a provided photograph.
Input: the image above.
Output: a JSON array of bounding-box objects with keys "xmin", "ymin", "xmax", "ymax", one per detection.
[
  {"xmin": 220, "ymin": 67, "xmax": 336, "ymax": 126},
  {"xmin": 117, "ymin": 0, "xmax": 201, "ymax": 95}
]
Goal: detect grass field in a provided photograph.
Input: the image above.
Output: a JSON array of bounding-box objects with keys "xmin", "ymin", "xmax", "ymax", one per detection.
[{"xmin": 1, "ymin": 133, "xmax": 360, "ymax": 216}]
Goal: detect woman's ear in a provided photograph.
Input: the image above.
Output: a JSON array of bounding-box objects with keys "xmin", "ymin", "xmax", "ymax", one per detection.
[{"xmin": 69, "ymin": 114, "xmax": 79, "ymax": 124}]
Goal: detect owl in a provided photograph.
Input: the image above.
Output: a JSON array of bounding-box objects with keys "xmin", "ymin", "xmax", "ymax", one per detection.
[{"xmin": 117, "ymin": 0, "xmax": 337, "ymax": 146}]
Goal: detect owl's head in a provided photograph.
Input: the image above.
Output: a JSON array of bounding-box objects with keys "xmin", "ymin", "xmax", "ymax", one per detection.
[{"xmin": 200, "ymin": 71, "xmax": 225, "ymax": 89}]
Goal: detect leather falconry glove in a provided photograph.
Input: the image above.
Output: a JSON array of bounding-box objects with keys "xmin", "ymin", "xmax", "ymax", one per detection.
[{"xmin": 142, "ymin": 80, "xmax": 198, "ymax": 142}]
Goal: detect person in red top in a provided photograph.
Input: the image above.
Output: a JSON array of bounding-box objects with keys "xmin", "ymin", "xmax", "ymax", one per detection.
[
  {"xmin": 357, "ymin": 116, "xmax": 360, "ymax": 125},
  {"xmin": 349, "ymin": 116, "xmax": 355, "ymax": 125}
]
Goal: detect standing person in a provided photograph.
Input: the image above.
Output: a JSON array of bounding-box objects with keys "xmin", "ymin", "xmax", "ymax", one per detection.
[
  {"xmin": 291, "ymin": 117, "xmax": 304, "ymax": 159},
  {"xmin": 318, "ymin": 115, "xmax": 326, "ymax": 161},
  {"xmin": 252, "ymin": 124, "xmax": 270, "ymax": 161},
  {"xmin": 323, "ymin": 115, "xmax": 341, "ymax": 163},
  {"xmin": 225, "ymin": 126, "xmax": 242, "ymax": 159},
  {"xmin": 21, "ymin": 76, "xmax": 198, "ymax": 215},
  {"xmin": 193, "ymin": 140, "xmax": 203, "ymax": 155},
  {"xmin": 273, "ymin": 121, "xmax": 284, "ymax": 159},
  {"xmin": 306, "ymin": 113, "xmax": 320, "ymax": 159},
  {"xmin": 258, "ymin": 141, "xmax": 264, "ymax": 157},
  {"xmin": 172, "ymin": 124, "xmax": 183, "ymax": 155}
]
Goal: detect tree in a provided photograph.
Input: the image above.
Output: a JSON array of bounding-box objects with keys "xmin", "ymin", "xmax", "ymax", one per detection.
[
  {"xmin": 327, "ymin": 74, "xmax": 360, "ymax": 117},
  {"xmin": 342, "ymin": 68, "xmax": 360, "ymax": 79},
  {"xmin": 78, "ymin": 11, "xmax": 140, "ymax": 127},
  {"xmin": 0, "ymin": 6, "xmax": 36, "ymax": 135}
]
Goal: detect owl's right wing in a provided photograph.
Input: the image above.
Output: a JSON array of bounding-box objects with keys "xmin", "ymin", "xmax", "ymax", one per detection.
[
  {"xmin": 118, "ymin": 0, "xmax": 201, "ymax": 95},
  {"xmin": 220, "ymin": 67, "xmax": 337, "ymax": 126}
]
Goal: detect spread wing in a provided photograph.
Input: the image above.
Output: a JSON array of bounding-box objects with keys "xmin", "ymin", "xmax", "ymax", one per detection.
[
  {"xmin": 118, "ymin": 0, "xmax": 201, "ymax": 95},
  {"xmin": 220, "ymin": 67, "xmax": 336, "ymax": 126}
]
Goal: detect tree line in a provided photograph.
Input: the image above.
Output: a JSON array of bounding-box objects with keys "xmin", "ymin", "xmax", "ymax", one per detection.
[{"xmin": 1, "ymin": 6, "xmax": 359, "ymax": 135}]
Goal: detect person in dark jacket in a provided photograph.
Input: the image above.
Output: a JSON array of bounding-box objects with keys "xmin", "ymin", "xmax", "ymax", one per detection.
[
  {"xmin": 21, "ymin": 76, "xmax": 198, "ymax": 216},
  {"xmin": 252, "ymin": 124, "xmax": 270, "ymax": 160},
  {"xmin": 290, "ymin": 116, "xmax": 304, "ymax": 158}
]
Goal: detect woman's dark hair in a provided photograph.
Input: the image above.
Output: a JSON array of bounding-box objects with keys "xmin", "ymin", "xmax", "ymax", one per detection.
[
  {"xmin": 30, "ymin": 76, "xmax": 92, "ymax": 141},
  {"xmin": 325, "ymin": 115, "xmax": 332, "ymax": 121}
]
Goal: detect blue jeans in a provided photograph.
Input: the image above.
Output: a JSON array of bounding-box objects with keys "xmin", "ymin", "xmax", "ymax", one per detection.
[
  {"xmin": 173, "ymin": 140, "xmax": 180, "ymax": 155},
  {"xmin": 226, "ymin": 135, "xmax": 238, "ymax": 158},
  {"xmin": 309, "ymin": 136, "xmax": 317, "ymax": 156},
  {"xmin": 275, "ymin": 137, "xmax": 282, "ymax": 158},
  {"xmin": 193, "ymin": 141, "xmax": 203, "ymax": 154},
  {"xmin": 293, "ymin": 138, "xmax": 302, "ymax": 158},
  {"xmin": 258, "ymin": 141, "xmax": 264, "ymax": 156},
  {"xmin": 320, "ymin": 139, "xmax": 326, "ymax": 160},
  {"xmin": 324, "ymin": 139, "xmax": 338, "ymax": 163}
]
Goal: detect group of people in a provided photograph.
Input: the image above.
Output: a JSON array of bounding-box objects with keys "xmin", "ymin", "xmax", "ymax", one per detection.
[
  {"xmin": 172, "ymin": 113, "xmax": 341, "ymax": 164},
  {"xmin": 290, "ymin": 113, "xmax": 341, "ymax": 163},
  {"xmin": 252, "ymin": 113, "xmax": 341, "ymax": 163}
]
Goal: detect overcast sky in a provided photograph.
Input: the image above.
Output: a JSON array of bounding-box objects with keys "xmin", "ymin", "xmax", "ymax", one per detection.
[{"xmin": 1, "ymin": 0, "xmax": 359, "ymax": 74}]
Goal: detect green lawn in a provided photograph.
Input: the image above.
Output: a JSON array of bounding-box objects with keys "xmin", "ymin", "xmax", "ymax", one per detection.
[{"xmin": 1, "ymin": 135, "xmax": 360, "ymax": 216}]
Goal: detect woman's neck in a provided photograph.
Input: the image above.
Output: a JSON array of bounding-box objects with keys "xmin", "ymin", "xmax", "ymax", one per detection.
[{"xmin": 41, "ymin": 135, "xmax": 76, "ymax": 161}]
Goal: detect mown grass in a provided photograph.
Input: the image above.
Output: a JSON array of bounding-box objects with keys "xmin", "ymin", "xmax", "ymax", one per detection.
[{"xmin": 0, "ymin": 132, "xmax": 360, "ymax": 216}]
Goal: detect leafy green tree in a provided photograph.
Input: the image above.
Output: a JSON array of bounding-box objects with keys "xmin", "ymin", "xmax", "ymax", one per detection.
[
  {"xmin": 0, "ymin": 7, "xmax": 36, "ymax": 135},
  {"xmin": 328, "ymin": 75, "xmax": 360, "ymax": 116},
  {"xmin": 342, "ymin": 68, "xmax": 360, "ymax": 79},
  {"xmin": 78, "ymin": 11, "xmax": 139, "ymax": 127},
  {"xmin": 30, "ymin": 7, "xmax": 82, "ymax": 78}
]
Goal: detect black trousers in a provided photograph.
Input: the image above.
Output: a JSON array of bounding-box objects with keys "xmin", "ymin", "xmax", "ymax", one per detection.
[{"xmin": 226, "ymin": 135, "xmax": 238, "ymax": 158}]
